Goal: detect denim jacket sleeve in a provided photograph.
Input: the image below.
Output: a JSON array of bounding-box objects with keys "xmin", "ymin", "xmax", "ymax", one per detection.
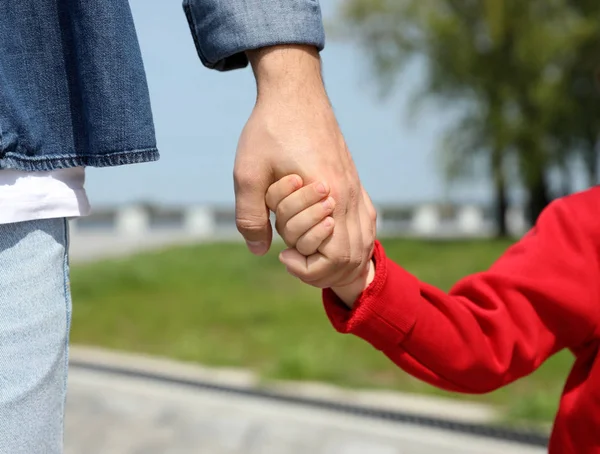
[{"xmin": 183, "ymin": 0, "xmax": 325, "ymax": 71}]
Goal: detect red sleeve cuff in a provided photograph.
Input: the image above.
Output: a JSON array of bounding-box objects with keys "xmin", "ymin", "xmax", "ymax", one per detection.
[{"xmin": 322, "ymin": 240, "xmax": 422, "ymax": 350}]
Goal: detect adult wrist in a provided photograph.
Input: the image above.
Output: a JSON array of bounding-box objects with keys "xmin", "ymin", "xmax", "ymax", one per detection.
[{"xmin": 247, "ymin": 45, "xmax": 326, "ymax": 100}]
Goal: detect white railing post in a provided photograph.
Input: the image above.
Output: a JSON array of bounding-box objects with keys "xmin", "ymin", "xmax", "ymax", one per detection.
[{"xmin": 116, "ymin": 205, "xmax": 149, "ymax": 236}]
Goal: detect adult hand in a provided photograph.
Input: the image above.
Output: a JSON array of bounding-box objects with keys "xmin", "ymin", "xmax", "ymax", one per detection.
[{"xmin": 234, "ymin": 45, "xmax": 376, "ymax": 288}]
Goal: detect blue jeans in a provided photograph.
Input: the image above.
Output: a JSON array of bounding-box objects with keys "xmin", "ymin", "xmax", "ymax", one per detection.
[{"xmin": 0, "ymin": 219, "xmax": 70, "ymax": 453}]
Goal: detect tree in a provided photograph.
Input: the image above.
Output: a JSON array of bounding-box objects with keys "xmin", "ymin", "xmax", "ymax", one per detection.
[
  {"xmin": 562, "ymin": 0, "xmax": 600, "ymax": 186},
  {"xmin": 337, "ymin": 0, "xmax": 598, "ymax": 227}
]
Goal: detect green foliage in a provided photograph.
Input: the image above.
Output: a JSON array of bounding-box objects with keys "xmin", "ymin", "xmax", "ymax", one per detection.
[{"xmin": 337, "ymin": 0, "xmax": 600, "ymax": 225}]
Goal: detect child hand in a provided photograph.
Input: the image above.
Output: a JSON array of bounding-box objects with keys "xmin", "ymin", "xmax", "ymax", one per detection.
[
  {"xmin": 266, "ymin": 174, "xmax": 336, "ymax": 256},
  {"xmin": 266, "ymin": 175, "xmax": 376, "ymax": 305}
]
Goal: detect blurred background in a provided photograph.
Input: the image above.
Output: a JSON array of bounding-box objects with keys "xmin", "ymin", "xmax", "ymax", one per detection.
[{"xmin": 66, "ymin": 0, "xmax": 600, "ymax": 452}]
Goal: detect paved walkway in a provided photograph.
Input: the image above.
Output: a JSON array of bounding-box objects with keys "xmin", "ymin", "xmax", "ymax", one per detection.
[{"xmin": 65, "ymin": 348, "xmax": 546, "ymax": 454}]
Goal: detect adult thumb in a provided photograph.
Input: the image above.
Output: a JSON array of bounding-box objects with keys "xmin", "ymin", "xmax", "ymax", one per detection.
[{"xmin": 234, "ymin": 174, "xmax": 273, "ymax": 256}]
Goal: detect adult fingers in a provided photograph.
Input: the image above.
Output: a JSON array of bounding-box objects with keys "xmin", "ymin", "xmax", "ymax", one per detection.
[{"xmin": 234, "ymin": 166, "xmax": 273, "ymax": 256}]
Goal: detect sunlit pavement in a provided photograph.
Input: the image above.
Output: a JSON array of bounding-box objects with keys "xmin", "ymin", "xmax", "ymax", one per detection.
[{"xmin": 65, "ymin": 349, "xmax": 546, "ymax": 454}]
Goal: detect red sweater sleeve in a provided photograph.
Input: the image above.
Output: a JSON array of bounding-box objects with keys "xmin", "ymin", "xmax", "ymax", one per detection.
[{"xmin": 323, "ymin": 190, "xmax": 600, "ymax": 393}]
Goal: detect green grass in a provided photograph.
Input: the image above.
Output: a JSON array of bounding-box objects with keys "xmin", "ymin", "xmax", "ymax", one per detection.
[{"xmin": 70, "ymin": 238, "xmax": 572, "ymax": 425}]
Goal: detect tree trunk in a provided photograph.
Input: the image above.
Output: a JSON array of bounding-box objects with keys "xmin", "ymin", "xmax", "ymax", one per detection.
[
  {"xmin": 585, "ymin": 134, "xmax": 599, "ymax": 186},
  {"xmin": 590, "ymin": 153, "xmax": 599, "ymax": 185},
  {"xmin": 494, "ymin": 177, "xmax": 508, "ymax": 237},
  {"xmin": 526, "ymin": 170, "xmax": 551, "ymax": 225},
  {"xmin": 560, "ymin": 164, "xmax": 571, "ymax": 197},
  {"xmin": 491, "ymin": 148, "xmax": 508, "ymax": 237}
]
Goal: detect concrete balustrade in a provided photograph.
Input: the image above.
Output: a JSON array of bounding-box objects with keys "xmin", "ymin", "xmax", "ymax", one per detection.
[
  {"xmin": 70, "ymin": 203, "xmax": 529, "ymax": 239},
  {"xmin": 456, "ymin": 205, "xmax": 485, "ymax": 235},
  {"xmin": 116, "ymin": 206, "xmax": 149, "ymax": 236},
  {"xmin": 184, "ymin": 206, "xmax": 216, "ymax": 237},
  {"xmin": 412, "ymin": 204, "xmax": 441, "ymax": 235}
]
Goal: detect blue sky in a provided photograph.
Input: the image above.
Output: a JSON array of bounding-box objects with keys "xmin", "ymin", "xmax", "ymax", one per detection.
[{"xmin": 85, "ymin": 0, "xmax": 492, "ymax": 207}]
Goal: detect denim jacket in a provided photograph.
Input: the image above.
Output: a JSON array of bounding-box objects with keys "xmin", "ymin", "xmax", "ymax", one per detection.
[{"xmin": 0, "ymin": 1, "xmax": 324, "ymax": 172}]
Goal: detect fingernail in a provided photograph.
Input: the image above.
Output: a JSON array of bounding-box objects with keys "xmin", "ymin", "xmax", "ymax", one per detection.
[
  {"xmin": 247, "ymin": 241, "xmax": 267, "ymax": 255},
  {"xmin": 292, "ymin": 176, "xmax": 302, "ymax": 190},
  {"xmin": 316, "ymin": 182, "xmax": 328, "ymax": 195},
  {"xmin": 279, "ymin": 249, "xmax": 292, "ymax": 262},
  {"xmin": 322, "ymin": 197, "xmax": 335, "ymax": 210},
  {"xmin": 323, "ymin": 217, "xmax": 334, "ymax": 228}
]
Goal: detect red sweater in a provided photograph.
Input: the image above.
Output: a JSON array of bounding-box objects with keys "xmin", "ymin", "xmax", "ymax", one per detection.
[{"xmin": 323, "ymin": 187, "xmax": 600, "ymax": 454}]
